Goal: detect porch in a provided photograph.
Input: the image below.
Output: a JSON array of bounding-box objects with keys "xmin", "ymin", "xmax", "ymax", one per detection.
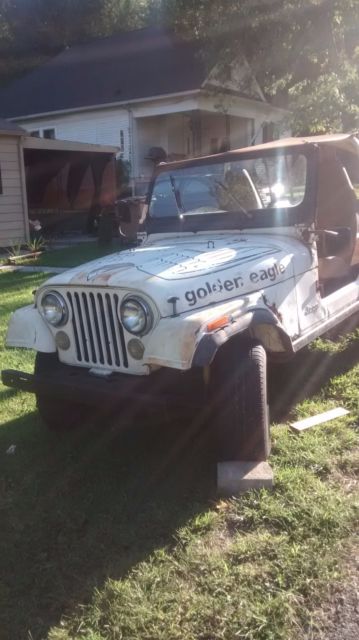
[{"xmin": 132, "ymin": 110, "xmax": 255, "ymax": 195}]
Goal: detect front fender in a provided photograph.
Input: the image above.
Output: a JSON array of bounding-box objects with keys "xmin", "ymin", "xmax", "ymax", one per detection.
[
  {"xmin": 192, "ymin": 309, "xmax": 294, "ymax": 366},
  {"xmin": 144, "ymin": 304, "xmax": 294, "ymax": 371},
  {"xmin": 6, "ymin": 305, "xmax": 56, "ymax": 352}
]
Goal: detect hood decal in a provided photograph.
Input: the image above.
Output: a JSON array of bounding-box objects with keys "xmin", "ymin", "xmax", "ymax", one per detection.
[
  {"xmin": 86, "ymin": 263, "xmax": 135, "ymax": 282},
  {"xmin": 136, "ymin": 244, "xmax": 281, "ymax": 280},
  {"xmin": 47, "ymin": 234, "xmax": 301, "ymax": 304}
]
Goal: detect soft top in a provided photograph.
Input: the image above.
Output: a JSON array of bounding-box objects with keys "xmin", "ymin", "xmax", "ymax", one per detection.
[{"xmin": 155, "ymin": 133, "xmax": 359, "ymax": 174}]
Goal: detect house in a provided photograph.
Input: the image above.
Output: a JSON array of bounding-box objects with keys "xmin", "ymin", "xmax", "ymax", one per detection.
[
  {"xmin": 0, "ymin": 117, "xmax": 118, "ymax": 247},
  {"xmin": 0, "ymin": 27, "xmax": 288, "ymax": 194}
]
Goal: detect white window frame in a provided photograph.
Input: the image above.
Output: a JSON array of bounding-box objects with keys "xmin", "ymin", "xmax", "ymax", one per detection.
[
  {"xmin": 29, "ymin": 127, "xmax": 57, "ymax": 139},
  {"xmin": 43, "ymin": 127, "xmax": 56, "ymax": 139}
]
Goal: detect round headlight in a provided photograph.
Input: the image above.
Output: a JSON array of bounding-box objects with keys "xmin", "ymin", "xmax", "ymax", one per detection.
[
  {"xmin": 40, "ymin": 291, "xmax": 68, "ymax": 326},
  {"xmin": 120, "ymin": 297, "xmax": 153, "ymax": 335}
]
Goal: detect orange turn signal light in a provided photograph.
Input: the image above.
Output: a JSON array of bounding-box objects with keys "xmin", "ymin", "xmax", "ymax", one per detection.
[{"xmin": 206, "ymin": 315, "xmax": 231, "ymax": 332}]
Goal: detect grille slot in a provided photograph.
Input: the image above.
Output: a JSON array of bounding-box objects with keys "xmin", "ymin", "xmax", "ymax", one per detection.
[{"xmin": 66, "ymin": 290, "xmax": 128, "ymax": 369}]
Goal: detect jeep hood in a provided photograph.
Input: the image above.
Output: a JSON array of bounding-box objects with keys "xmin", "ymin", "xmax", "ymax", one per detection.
[{"xmin": 43, "ymin": 232, "xmax": 311, "ymax": 316}]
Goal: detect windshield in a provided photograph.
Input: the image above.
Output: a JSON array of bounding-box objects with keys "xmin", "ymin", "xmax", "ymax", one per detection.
[{"xmin": 149, "ymin": 151, "xmax": 308, "ymax": 228}]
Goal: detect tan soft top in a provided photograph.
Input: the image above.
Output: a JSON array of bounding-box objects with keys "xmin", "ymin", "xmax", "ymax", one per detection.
[
  {"xmin": 158, "ymin": 133, "xmax": 359, "ymax": 172},
  {"xmin": 234, "ymin": 132, "xmax": 358, "ymax": 153}
]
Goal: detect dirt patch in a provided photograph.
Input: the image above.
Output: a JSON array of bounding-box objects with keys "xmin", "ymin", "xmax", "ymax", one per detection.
[{"xmin": 309, "ymin": 546, "xmax": 359, "ymax": 640}]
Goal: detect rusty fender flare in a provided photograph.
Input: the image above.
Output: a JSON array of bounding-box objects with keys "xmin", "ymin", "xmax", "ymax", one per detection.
[{"xmin": 192, "ymin": 309, "xmax": 293, "ymax": 367}]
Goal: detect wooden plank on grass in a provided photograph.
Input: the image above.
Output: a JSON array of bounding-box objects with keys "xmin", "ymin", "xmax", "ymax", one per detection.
[{"xmin": 290, "ymin": 407, "xmax": 349, "ymax": 432}]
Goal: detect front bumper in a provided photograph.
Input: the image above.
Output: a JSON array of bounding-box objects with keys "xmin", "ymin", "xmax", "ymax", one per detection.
[{"xmin": 1, "ymin": 365, "xmax": 205, "ymax": 409}]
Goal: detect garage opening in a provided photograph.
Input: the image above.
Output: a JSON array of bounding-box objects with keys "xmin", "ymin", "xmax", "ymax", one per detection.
[{"xmin": 23, "ymin": 137, "xmax": 118, "ymax": 237}]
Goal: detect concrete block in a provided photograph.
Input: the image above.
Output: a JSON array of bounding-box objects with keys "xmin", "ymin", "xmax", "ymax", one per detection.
[{"xmin": 217, "ymin": 461, "xmax": 274, "ymax": 496}]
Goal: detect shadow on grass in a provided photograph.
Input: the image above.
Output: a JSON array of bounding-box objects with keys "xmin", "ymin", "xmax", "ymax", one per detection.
[
  {"xmin": 0, "ymin": 406, "xmax": 216, "ymax": 640},
  {"xmin": 1, "ymin": 331, "xmax": 358, "ymax": 640},
  {"xmin": 269, "ymin": 332, "xmax": 359, "ymax": 421},
  {"xmin": 0, "ymin": 387, "xmax": 18, "ymax": 401}
]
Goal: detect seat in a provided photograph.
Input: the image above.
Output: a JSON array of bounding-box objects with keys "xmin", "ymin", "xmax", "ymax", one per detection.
[{"xmin": 318, "ymin": 255, "xmax": 349, "ymax": 281}]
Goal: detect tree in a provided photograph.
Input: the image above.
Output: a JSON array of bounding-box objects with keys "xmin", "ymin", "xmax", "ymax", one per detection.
[
  {"xmin": 1, "ymin": 0, "xmax": 153, "ymax": 50},
  {"xmin": 95, "ymin": 0, "xmax": 152, "ymax": 36},
  {"xmin": 0, "ymin": 0, "xmax": 153, "ymax": 86},
  {"xmin": 162, "ymin": 0, "xmax": 359, "ymax": 134}
]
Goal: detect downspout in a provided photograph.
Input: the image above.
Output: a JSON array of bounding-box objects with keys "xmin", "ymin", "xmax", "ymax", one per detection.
[
  {"xmin": 123, "ymin": 106, "xmax": 136, "ymax": 195},
  {"xmin": 18, "ymin": 136, "xmax": 30, "ymax": 242},
  {"xmin": 108, "ymin": 104, "xmax": 137, "ymax": 195}
]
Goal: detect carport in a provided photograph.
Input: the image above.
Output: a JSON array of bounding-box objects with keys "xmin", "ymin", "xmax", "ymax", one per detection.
[{"xmin": 23, "ymin": 136, "xmax": 118, "ymax": 236}]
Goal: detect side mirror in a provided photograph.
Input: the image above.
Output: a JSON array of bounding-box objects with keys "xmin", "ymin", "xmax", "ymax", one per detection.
[{"xmin": 116, "ymin": 198, "xmax": 147, "ymax": 244}]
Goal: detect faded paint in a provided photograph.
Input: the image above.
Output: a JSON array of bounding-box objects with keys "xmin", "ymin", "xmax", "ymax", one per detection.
[{"xmin": 5, "ymin": 134, "xmax": 359, "ymax": 374}]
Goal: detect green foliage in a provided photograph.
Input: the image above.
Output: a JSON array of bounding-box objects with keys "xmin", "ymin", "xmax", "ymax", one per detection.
[
  {"xmin": 1, "ymin": 1, "xmax": 358, "ymax": 132},
  {"xmin": 1, "ymin": 0, "xmax": 150, "ymax": 49},
  {"xmin": 5, "ymin": 240, "xmax": 23, "ymax": 257},
  {"xmin": 93, "ymin": 0, "xmax": 153, "ymax": 37},
  {"xmin": 163, "ymin": 0, "xmax": 359, "ymax": 134},
  {"xmin": 0, "ymin": 0, "xmax": 154, "ymax": 86},
  {"xmin": 25, "ymin": 240, "xmax": 123, "ymax": 267},
  {"xmin": 26, "ymin": 235, "xmax": 46, "ymax": 253}
]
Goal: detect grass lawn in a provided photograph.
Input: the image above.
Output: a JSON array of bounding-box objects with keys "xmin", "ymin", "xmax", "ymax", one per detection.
[
  {"xmin": 1, "ymin": 240, "xmax": 125, "ymax": 269},
  {"xmin": 0, "ymin": 271, "xmax": 358, "ymax": 640}
]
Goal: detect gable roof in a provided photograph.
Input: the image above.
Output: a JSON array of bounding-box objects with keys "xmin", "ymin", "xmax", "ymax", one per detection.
[
  {"xmin": 0, "ymin": 117, "xmax": 25, "ymax": 135},
  {"xmin": 0, "ymin": 27, "xmax": 264, "ymax": 121}
]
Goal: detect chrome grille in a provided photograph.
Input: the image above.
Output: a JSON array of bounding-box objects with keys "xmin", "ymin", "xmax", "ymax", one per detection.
[{"xmin": 66, "ymin": 290, "xmax": 128, "ymax": 369}]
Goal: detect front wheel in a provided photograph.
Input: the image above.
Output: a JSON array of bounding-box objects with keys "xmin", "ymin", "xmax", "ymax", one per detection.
[
  {"xmin": 35, "ymin": 352, "xmax": 93, "ymax": 432},
  {"xmin": 211, "ymin": 339, "xmax": 270, "ymax": 462}
]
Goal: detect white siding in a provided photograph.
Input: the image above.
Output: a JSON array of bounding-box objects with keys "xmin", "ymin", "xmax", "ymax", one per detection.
[
  {"xmin": 17, "ymin": 109, "xmax": 130, "ymax": 159},
  {"xmin": 0, "ymin": 136, "xmax": 27, "ymax": 247},
  {"xmin": 134, "ymin": 113, "xmax": 190, "ymax": 179},
  {"xmin": 15, "ymin": 96, "xmax": 288, "ymax": 191},
  {"xmin": 229, "ymin": 116, "xmax": 253, "ymax": 150}
]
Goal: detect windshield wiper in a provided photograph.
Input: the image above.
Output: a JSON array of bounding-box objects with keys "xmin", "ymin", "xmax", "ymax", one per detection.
[
  {"xmin": 169, "ymin": 174, "xmax": 184, "ymax": 217},
  {"xmin": 213, "ymin": 179, "xmax": 252, "ymax": 218},
  {"xmin": 182, "ymin": 208, "xmax": 225, "ymax": 216}
]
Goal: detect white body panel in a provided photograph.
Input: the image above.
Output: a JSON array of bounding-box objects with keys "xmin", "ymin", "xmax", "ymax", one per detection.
[
  {"xmin": 6, "ymin": 305, "xmax": 56, "ymax": 352},
  {"xmin": 44, "ymin": 231, "xmax": 308, "ymax": 321},
  {"xmin": 6, "ymin": 230, "xmax": 359, "ymax": 373}
]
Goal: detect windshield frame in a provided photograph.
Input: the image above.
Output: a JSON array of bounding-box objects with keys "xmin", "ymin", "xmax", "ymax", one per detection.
[{"xmin": 145, "ymin": 143, "xmax": 319, "ymax": 235}]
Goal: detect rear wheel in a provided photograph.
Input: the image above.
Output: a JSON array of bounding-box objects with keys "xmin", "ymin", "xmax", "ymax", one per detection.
[
  {"xmin": 35, "ymin": 352, "xmax": 93, "ymax": 432},
  {"xmin": 211, "ymin": 339, "xmax": 270, "ymax": 462}
]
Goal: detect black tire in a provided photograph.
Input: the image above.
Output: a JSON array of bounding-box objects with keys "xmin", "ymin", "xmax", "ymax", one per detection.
[
  {"xmin": 211, "ymin": 338, "xmax": 270, "ymax": 462},
  {"xmin": 35, "ymin": 352, "xmax": 93, "ymax": 432}
]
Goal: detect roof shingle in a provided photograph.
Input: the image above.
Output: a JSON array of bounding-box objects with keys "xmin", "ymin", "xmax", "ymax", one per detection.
[
  {"xmin": 0, "ymin": 27, "xmax": 206, "ymax": 119},
  {"xmin": 0, "ymin": 117, "xmax": 25, "ymax": 134}
]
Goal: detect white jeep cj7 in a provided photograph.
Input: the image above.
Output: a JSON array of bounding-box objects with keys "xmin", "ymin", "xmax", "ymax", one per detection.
[{"xmin": 2, "ymin": 133, "xmax": 359, "ymax": 463}]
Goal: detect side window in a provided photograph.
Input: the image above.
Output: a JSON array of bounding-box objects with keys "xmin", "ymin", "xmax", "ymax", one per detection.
[
  {"xmin": 30, "ymin": 128, "xmax": 56, "ymax": 139},
  {"xmin": 43, "ymin": 128, "xmax": 55, "ymax": 139}
]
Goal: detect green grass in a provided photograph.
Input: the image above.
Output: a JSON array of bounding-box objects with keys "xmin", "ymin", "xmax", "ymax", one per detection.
[
  {"xmin": 1, "ymin": 240, "xmax": 124, "ymax": 269},
  {"xmin": 0, "ymin": 271, "xmax": 358, "ymax": 640}
]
